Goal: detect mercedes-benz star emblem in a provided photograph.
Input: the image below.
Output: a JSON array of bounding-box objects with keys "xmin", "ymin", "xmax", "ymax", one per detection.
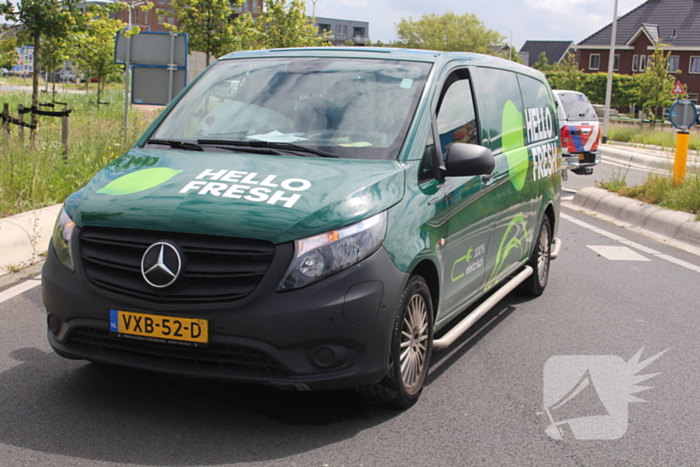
[{"xmin": 141, "ymin": 242, "xmax": 182, "ymax": 288}]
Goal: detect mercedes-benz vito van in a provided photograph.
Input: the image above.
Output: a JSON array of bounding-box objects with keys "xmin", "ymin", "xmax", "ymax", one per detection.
[{"xmin": 43, "ymin": 48, "xmax": 562, "ymax": 407}]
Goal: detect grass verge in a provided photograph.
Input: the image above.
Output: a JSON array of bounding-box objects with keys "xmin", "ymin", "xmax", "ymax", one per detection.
[
  {"xmin": 608, "ymin": 122, "xmax": 700, "ymax": 152},
  {"xmin": 0, "ymin": 89, "xmax": 158, "ymax": 216},
  {"xmin": 597, "ymin": 169, "xmax": 700, "ymax": 221}
]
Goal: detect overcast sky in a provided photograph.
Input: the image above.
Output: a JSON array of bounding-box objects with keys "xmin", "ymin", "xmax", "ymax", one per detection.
[{"xmin": 307, "ymin": 0, "xmax": 643, "ymax": 48}]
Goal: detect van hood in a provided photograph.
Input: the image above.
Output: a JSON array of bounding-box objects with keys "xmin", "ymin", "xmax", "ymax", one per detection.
[{"xmin": 72, "ymin": 149, "xmax": 405, "ymax": 244}]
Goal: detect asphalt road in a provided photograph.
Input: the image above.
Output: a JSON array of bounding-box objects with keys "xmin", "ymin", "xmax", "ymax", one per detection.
[{"xmin": 1, "ymin": 165, "xmax": 699, "ymax": 466}]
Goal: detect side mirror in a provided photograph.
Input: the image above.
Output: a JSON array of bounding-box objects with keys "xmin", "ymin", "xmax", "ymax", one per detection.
[{"xmin": 442, "ymin": 143, "xmax": 495, "ymax": 178}]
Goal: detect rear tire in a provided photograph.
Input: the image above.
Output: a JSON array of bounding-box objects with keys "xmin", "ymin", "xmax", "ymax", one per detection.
[
  {"xmin": 358, "ymin": 274, "xmax": 434, "ymax": 408},
  {"xmin": 520, "ymin": 216, "xmax": 552, "ymax": 296}
]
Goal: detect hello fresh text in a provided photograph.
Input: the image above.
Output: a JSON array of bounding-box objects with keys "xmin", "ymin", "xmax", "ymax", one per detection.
[{"xmin": 179, "ymin": 169, "xmax": 312, "ymax": 208}]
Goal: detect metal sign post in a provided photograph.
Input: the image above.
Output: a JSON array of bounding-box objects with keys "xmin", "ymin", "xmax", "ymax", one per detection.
[
  {"xmin": 115, "ymin": 31, "xmax": 188, "ymax": 106},
  {"xmin": 668, "ymin": 99, "xmax": 697, "ymax": 185}
]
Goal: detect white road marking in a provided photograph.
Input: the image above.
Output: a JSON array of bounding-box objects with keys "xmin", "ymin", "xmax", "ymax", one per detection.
[
  {"xmin": 0, "ymin": 277, "xmax": 41, "ymax": 304},
  {"xmin": 655, "ymin": 254, "xmax": 700, "ymax": 273},
  {"xmin": 562, "ymin": 212, "xmax": 700, "ymax": 273},
  {"xmin": 587, "ymin": 245, "xmax": 651, "ymax": 261},
  {"xmin": 601, "ymin": 157, "xmax": 670, "ymax": 175}
]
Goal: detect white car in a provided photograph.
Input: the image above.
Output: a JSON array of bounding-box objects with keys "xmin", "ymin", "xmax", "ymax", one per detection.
[{"xmin": 553, "ymin": 90, "xmax": 601, "ymax": 175}]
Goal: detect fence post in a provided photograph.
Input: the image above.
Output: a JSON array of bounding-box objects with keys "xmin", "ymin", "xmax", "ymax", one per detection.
[
  {"xmin": 2, "ymin": 103, "xmax": 8, "ymax": 135},
  {"xmin": 62, "ymin": 109, "xmax": 69, "ymax": 159},
  {"xmin": 18, "ymin": 104, "xmax": 24, "ymax": 139}
]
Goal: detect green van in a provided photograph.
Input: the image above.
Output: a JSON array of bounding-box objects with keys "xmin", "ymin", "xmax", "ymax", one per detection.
[{"xmin": 43, "ymin": 47, "xmax": 562, "ymax": 407}]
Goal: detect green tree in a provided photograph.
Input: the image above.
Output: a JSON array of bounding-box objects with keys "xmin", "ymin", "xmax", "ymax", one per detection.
[
  {"xmin": 548, "ymin": 52, "xmax": 584, "ymax": 91},
  {"xmin": 532, "ymin": 51, "xmax": 552, "ymax": 71},
  {"xmin": 0, "ymin": 35, "xmax": 18, "ymax": 70},
  {"xmin": 394, "ymin": 11, "xmax": 504, "ymax": 53},
  {"xmin": 636, "ymin": 46, "xmax": 677, "ymax": 121},
  {"xmin": 159, "ymin": 0, "xmax": 246, "ymax": 66},
  {"xmin": 494, "ymin": 47, "xmax": 523, "ymax": 64},
  {"xmin": 257, "ymin": 0, "xmax": 328, "ymax": 49},
  {"xmin": 72, "ymin": 6, "xmax": 126, "ymax": 105},
  {"xmin": 0, "ymin": 0, "xmax": 82, "ymax": 128}
]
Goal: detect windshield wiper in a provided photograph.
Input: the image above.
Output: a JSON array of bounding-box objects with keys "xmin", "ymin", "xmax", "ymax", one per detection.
[
  {"xmin": 147, "ymin": 139, "xmax": 203, "ymax": 151},
  {"xmin": 197, "ymin": 139, "xmax": 339, "ymax": 158}
]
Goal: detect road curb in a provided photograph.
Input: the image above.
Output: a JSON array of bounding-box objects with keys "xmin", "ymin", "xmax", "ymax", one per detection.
[
  {"xmin": 0, "ymin": 204, "xmax": 62, "ymax": 277},
  {"xmin": 600, "ymin": 144, "xmax": 700, "ymax": 170},
  {"xmin": 570, "ymin": 187, "xmax": 700, "ymax": 256}
]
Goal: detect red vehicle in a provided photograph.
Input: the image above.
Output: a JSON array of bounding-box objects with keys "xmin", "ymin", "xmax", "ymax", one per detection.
[{"xmin": 553, "ymin": 90, "xmax": 601, "ymax": 175}]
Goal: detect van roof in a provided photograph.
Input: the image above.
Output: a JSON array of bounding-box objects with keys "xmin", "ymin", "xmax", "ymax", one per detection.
[{"xmin": 219, "ymin": 47, "xmax": 543, "ymax": 79}]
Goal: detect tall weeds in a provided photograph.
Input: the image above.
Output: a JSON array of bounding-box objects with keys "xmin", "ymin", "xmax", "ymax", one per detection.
[{"xmin": 0, "ymin": 89, "xmax": 157, "ymax": 215}]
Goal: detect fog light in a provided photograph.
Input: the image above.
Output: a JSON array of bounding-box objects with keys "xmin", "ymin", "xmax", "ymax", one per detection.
[{"xmin": 47, "ymin": 314, "xmax": 61, "ymax": 334}]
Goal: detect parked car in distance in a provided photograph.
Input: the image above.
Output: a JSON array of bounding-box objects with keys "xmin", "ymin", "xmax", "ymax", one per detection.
[
  {"xmin": 43, "ymin": 48, "xmax": 562, "ymax": 408},
  {"xmin": 45, "ymin": 68, "xmax": 77, "ymax": 83},
  {"xmin": 553, "ymin": 90, "xmax": 601, "ymax": 175},
  {"xmin": 0, "ymin": 68, "xmax": 10, "ymax": 76}
]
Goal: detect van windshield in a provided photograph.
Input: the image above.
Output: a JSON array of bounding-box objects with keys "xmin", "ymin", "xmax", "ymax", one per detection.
[
  {"xmin": 557, "ymin": 92, "xmax": 598, "ymax": 121},
  {"xmin": 151, "ymin": 57, "xmax": 432, "ymax": 160}
]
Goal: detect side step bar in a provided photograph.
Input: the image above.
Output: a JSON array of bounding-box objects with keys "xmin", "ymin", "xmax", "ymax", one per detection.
[
  {"xmin": 433, "ymin": 266, "xmax": 533, "ymax": 351},
  {"xmin": 551, "ymin": 237, "xmax": 562, "ymax": 260}
]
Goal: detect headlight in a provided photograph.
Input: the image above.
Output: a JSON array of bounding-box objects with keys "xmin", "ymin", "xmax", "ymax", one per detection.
[
  {"xmin": 51, "ymin": 208, "xmax": 76, "ymax": 271},
  {"xmin": 278, "ymin": 211, "xmax": 387, "ymax": 291}
]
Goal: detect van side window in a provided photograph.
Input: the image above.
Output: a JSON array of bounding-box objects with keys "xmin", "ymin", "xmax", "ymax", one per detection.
[
  {"xmin": 517, "ymin": 74, "xmax": 553, "ymax": 109},
  {"xmin": 436, "ymin": 71, "xmax": 478, "ymax": 159},
  {"xmin": 517, "ymin": 74, "xmax": 557, "ymax": 143},
  {"xmin": 476, "ymin": 68, "xmax": 524, "ymax": 154}
]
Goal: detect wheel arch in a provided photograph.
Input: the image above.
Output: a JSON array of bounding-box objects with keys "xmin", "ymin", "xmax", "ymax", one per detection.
[{"xmin": 410, "ymin": 259, "xmax": 440, "ymax": 319}]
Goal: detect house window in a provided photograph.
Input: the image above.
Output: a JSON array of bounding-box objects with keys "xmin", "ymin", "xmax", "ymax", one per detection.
[
  {"xmin": 589, "ymin": 54, "xmax": 600, "ymax": 70},
  {"xmin": 639, "ymin": 54, "xmax": 646, "ymax": 72},
  {"xmin": 632, "ymin": 54, "xmax": 639, "ymax": 72},
  {"xmin": 668, "ymin": 55, "xmax": 679, "ymax": 73},
  {"xmin": 690, "ymin": 56, "xmax": 700, "ymax": 74},
  {"xmin": 158, "ymin": 0, "xmax": 164, "ymax": 4},
  {"xmin": 353, "ymin": 27, "xmax": 366, "ymax": 38},
  {"xmin": 687, "ymin": 93, "xmax": 699, "ymax": 104},
  {"xmin": 158, "ymin": 16, "xmax": 164, "ymax": 24},
  {"xmin": 253, "ymin": 0, "xmax": 258, "ymax": 13},
  {"xmin": 337, "ymin": 25, "xmax": 347, "ymax": 38},
  {"xmin": 613, "ymin": 54, "xmax": 619, "ymax": 71},
  {"xmin": 144, "ymin": 9, "xmax": 148, "ymax": 23},
  {"xmin": 318, "ymin": 23, "xmax": 331, "ymax": 34}
]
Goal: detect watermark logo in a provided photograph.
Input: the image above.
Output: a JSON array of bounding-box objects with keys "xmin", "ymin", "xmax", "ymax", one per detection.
[{"xmin": 541, "ymin": 348, "xmax": 668, "ymax": 440}]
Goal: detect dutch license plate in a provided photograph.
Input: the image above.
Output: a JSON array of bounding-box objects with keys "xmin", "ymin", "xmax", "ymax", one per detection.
[{"xmin": 109, "ymin": 309, "xmax": 208, "ymax": 345}]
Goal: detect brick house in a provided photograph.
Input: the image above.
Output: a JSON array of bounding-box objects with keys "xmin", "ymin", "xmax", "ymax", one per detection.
[{"xmin": 577, "ymin": 0, "xmax": 700, "ymax": 104}]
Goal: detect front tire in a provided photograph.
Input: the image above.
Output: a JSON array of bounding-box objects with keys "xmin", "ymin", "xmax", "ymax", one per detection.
[{"xmin": 358, "ymin": 274, "xmax": 434, "ymax": 408}]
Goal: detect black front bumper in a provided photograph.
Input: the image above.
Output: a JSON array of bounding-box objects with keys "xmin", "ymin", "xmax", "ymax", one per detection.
[{"xmin": 42, "ymin": 237, "xmax": 409, "ymax": 391}]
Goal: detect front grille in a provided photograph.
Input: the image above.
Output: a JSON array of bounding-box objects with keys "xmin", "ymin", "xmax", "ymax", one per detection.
[
  {"xmin": 79, "ymin": 227, "xmax": 275, "ymax": 304},
  {"xmin": 66, "ymin": 327, "xmax": 285, "ymax": 375}
]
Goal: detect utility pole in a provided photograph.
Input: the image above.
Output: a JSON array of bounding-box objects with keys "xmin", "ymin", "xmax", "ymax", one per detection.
[
  {"xmin": 602, "ymin": 0, "xmax": 619, "ymax": 143},
  {"xmin": 311, "ymin": 0, "xmax": 319, "ymax": 22}
]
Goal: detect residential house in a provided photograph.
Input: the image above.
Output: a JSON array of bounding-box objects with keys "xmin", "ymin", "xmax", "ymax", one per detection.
[
  {"xmin": 313, "ymin": 17, "xmax": 370, "ymax": 46},
  {"xmin": 577, "ymin": 0, "xmax": 700, "ymax": 103},
  {"xmin": 519, "ymin": 40, "xmax": 575, "ymax": 68}
]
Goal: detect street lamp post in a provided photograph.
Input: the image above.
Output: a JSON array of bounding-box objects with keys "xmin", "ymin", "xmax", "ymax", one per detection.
[{"xmin": 602, "ymin": 0, "xmax": 619, "ymax": 144}]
